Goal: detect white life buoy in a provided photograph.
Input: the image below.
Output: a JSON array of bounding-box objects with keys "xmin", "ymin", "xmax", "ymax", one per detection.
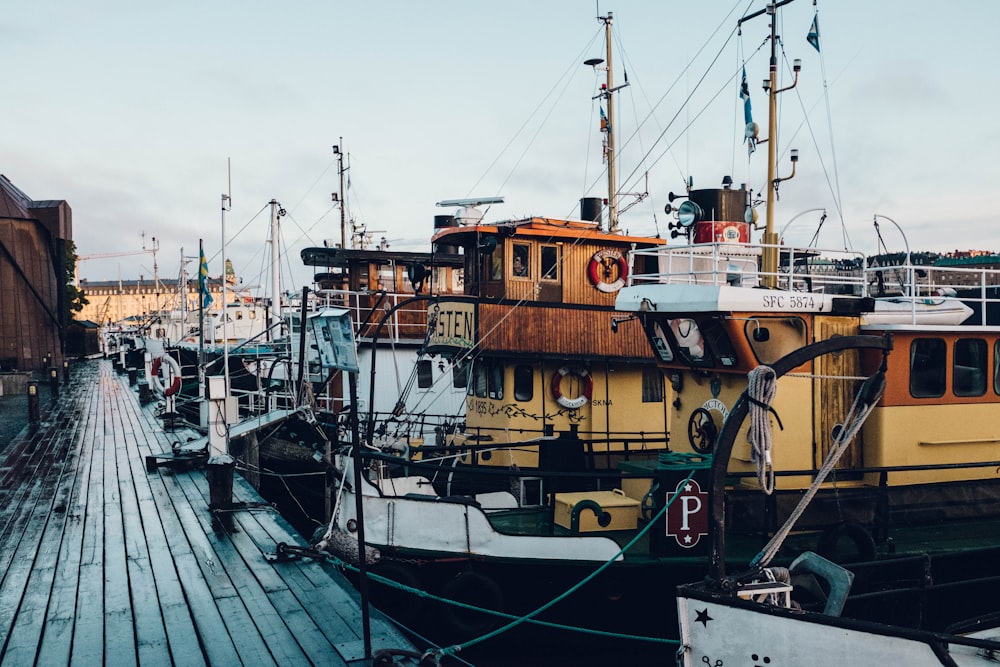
[
  {"xmin": 551, "ymin": 366, "xmax": 593, "ymax": 410},
  {"xmin": 587, "ymin": 248, "xmax": 629, "ymax": 293},
  {"xmin": 149, "ymin": 355, "xmax": 182, "ymax": 397}
]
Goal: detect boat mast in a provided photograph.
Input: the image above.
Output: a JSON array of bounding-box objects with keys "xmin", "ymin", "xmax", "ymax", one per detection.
[
  {"xmin": 603, "ymin": 13, "xmax": 619, "ymax": 233},
  {"xmin": 741, "ymin": 0, "xmax": 799, "ymax": 288},
  {"xmin": 334, "ymin": 139, "xmax": 347, "ymax": 249},
  {"xmin": 268, "ymin": 199, "xmax": 284, "ymax": 338}
]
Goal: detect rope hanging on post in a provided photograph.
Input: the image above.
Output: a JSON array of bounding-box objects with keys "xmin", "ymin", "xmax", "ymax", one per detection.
[{"xmin": 747, "ymin": 365, "xmax": 778, "ymax": 494}]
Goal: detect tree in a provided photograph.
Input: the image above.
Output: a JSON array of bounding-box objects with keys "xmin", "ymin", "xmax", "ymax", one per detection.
[{"xmin": 64, "ymin": 239, "xmax": 89, "ymax": 318}]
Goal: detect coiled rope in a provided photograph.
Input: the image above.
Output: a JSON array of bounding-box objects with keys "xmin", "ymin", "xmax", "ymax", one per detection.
[{"xmin": 747, "ymin": 365, "xmax": 779, "ymax": 494}]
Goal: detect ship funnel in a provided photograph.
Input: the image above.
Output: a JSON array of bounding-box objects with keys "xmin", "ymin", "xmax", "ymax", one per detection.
[{"xmin": 580, "ymin": 197, "xmax": 603, "ymax": 223}]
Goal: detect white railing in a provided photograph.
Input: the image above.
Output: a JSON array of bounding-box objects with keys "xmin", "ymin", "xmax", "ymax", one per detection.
[
  {"xmin": 864, "ymin": 262, "xmax": 1000, "ymax": 326},
  {"xmin": 628, "ymin": 242, "xmax": 867, "ymax": 295}
]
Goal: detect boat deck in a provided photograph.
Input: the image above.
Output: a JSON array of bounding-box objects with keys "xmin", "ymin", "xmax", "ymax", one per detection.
[{"xmin": 0, "ymin": 359, "xmax": 412, "ymax": 665}]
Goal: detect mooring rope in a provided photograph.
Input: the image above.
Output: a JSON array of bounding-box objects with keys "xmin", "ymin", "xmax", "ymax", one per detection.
[
  {"xmin": 751, "ymin": 368, "xmax": 886, "ymax": 569},
  {"xmin": 747, "ymin": 365, "xmax": 778, "ymax": 494}
]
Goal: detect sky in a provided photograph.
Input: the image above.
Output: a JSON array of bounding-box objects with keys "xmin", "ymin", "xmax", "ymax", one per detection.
[{"xmin": 4, "ymin": 1, "xmax": 999, "ymax": 296}]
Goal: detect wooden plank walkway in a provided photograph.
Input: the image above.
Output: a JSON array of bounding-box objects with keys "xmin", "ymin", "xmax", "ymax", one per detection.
[{"xmin": 0, "ymin": 359, "xmax": 415, "ymax": 665}]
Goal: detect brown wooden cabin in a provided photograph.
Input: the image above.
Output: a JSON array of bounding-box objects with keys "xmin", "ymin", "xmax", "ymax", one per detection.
[{"xmin": 424, "ymin": 215, "xmax": 672, "ymax": 465}]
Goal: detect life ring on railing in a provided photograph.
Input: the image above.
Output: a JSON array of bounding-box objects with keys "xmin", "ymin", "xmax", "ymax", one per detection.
[
  {"xmin": 551, "ymin": 366, "xmax": 593, "ymax": 409},
  {"xmin": 587, "ymin": 248, "xmax": 629, "ymax": 293},
  {"xmin": 149, "ymin": 355, "xmax": 182, "ymax": 397},
  {"xmin": 441, "ymin": 570, "xmax": 504, "ymax": 638}
]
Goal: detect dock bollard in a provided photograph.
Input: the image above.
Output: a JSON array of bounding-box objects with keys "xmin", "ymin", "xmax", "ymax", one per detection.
[
  {"xmin": 27, "ymin": 381, "xmax": 39, "ymax": 422},
  {"xmin": 62, "ymin": 360, "xmax": 70, "ymax": 382},
  {"xmin": 48, "ymin": 367, "xmax": 59, "ymax": 399},
  {"xmin": 206, "ymin": 454, "xmax": 235, "ymax": 510},
  {"xmin": 127, "ymin": 367, "xmax": 138, "ymax": 386}
]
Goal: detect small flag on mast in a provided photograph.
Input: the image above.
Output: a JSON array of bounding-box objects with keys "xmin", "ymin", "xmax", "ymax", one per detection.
[
  {"xmin": 199, "ymin": 247, "xmax": 213, "ymax": 308},
  {"xmin": 807, "ymin": 13, "xmax": 821, "ymax": 52},
  {"xmin": 740, "ymin": 67, "xmax": 757, "ymax": 156}
]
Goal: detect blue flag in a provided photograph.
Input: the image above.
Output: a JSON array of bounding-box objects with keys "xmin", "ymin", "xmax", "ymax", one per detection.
[
  {"xmin": 807, "ymin": 14, "xmax": 820, "ymax": 52},
  {"xmin": 199, "ymin": 248, "xmax": 213, "ymax": 308},
  {"xmin": 740, "ymin": 67, "xmax": 757, "ymax": 156}
]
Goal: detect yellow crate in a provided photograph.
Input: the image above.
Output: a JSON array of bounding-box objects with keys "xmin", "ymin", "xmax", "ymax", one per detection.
[{"xmin": 553, "ymin": 489, "xmax": 640, "ymax": 532}]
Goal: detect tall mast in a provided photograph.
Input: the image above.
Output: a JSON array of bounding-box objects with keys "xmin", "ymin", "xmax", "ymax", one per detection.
[
  {"xmin": 268, "ymin": 199, "xmax": 283, "ymax": 338},
  {"xmin": 740, "ymin": 1, "xmax": 799, "ymax": 288},
  {"xmin": 760, "ymin": 3, "xmax": 780, "ymax": 287},
  {"xmin": 334, "ymin": 139, "xmax": 347, "ymax": 249},
  {"xmin": 604, "ymin": 13, "xmax": 618, "ymax": 233}
]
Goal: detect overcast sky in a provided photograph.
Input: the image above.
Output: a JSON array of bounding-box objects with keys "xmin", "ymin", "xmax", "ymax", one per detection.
[{"xmin": 4, "ymin": 1, "xmax": 998, "ymax": 294}]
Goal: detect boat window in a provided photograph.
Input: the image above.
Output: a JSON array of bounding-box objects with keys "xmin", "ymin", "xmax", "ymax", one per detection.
[
  {"xmin": 540, "ymin": 245, "xmax": 559, "ymax": 281},
  {"xmin": 248, "ymin": 311, "xmax": 256, "ymax": 319},
  {"xmin": 645, "ymin": 321, "xmax": 674, "ymax": 362},
  {"xmin": 953, "ymin": 338, "xmax": 987, "ymax": 397},
  {"xmin": 488, "ymin": 245, "xmax": 503, "ymax": 281},
  {"xmin": 235, "ymin": 310, "xmax": 244, "ymax": 320},
  {"xmin": 745, "ymin": 317, "xmax": 808, "ymax": 365},
  {"xmin": 417, "ymin": 360, "xmax": 433, "ymax": 389},
  {"xmin": 489, "ymin": 363, "xmax": 504, "ymax": 399},
  {"xmin": 470, "ymin": 359, "xmax": 504, "ymax": 399},
  {"xmin": 701, "ymin": 318, "xmax": 737, "ymax": 367},
  {"xmin": 909, "ymin": 338, "xmax": 946, "ymax": 398},
  {"xmin": 669, "ymin": 318, "xmax": 713, "ymax": 366},
  {"xmin": 452, "ymin": 358, "xmax": 470, "ymax": 389},
  {"xmin": 512, "ymin": 244, "xmax": 530, "ymax": 278},
  {"xmin": 642, "ymin": 366, "xmax": 664, "ymax": 402},
  {"xmin": 514, "ymin": 365, "xmax": 533, "ymax": 401}
]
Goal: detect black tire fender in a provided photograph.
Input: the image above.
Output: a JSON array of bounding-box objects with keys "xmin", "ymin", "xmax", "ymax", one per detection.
[
  {"xmin": 441, "ymin": 570, "xmax": 504, "ymax": 638},
  {"xmin": 817, "ymin": 522, "xmax": 876, "ymax": 563}
]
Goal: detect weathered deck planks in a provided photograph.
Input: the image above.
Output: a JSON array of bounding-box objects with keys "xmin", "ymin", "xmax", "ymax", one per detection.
[{"xmin": 0, "ymin": 359, "xmax": 414, "ymax": 665}]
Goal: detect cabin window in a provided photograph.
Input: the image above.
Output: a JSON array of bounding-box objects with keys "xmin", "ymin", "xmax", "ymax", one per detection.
[
  {"xmin": 417, "ymin": 360, "xmax": 433, "ymax": 389},
  {"xmin": 249, "ymin": 310, "xmax": 256, "ymax": 319},
  {"xmin": 669, "ymin": 318, "xmax": 712, "ymax": 366},
  {"xmin": 489, "ymin": 246, "xmax": 503, "ymax": 281},
  {"xmin": 641, "ymin": 366, "xmax": 664, "ymax": 403},
  {"xmin": 909, "ymin": 338, "xmax": 946, "ymax": 398},
  {"xmin": 470, "ymin": 359, "xmax": 504, "ymax": 399},
  {"xmin": 645, "ymin": 321, "xmax": 674, "ymax": 362},
  {"xmin": 235, "ymin": 311, "xmax": 244, "ymax": 320},
  {"xmin": 514, "ymin": 365, "xmax": 534, "ymax": 401},
  {"xmin": 746, "ymin": 317, "xmax": 808, "ymax": 365},
  {"xmin": 452, "ymin": 358, "xmax": 470, "ymax": 389},
  {"xmin": 512, "ymin": 244, "xmax": 530, "ymax": 278},
  {"xmin": 953, "ymin": 338, "xmax": 987, "ymax": 397},
  {"xmin": 540, "ymin": 245, "xmax": 559, "ymax": 281},
  {"xmin": 701, "ymin": 318, "xmax": 737, "ymax": 367}
]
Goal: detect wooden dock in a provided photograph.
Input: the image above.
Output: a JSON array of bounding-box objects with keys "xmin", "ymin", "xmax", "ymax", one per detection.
[{"xmin": 0, "ymin": 359, "xmax": 414, "ymax": 665}]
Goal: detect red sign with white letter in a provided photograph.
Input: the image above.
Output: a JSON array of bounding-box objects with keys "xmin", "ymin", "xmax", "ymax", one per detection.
[{"xmin": 665, "ymin": 478, "xmax": 709, "ymax": 548}]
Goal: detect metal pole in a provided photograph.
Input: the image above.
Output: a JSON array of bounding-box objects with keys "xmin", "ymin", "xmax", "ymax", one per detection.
[{"xmin": 349, "ymin": 371, "xmax": 372, "ymax": 658}]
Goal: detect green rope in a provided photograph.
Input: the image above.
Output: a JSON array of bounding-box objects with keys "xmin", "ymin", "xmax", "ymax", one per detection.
[
  {"xmin": 361, "ymin": 569, "xmax": 675, "ymax": 643},
  {"xmin": 423, "ymin": 468, "xmax": 698, "ymax": 661}
]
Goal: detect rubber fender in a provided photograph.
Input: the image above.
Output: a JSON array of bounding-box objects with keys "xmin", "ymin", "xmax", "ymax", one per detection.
[
  {"xmin": 441, "ymin": 570, "xmax": 504, "ymax": 639},
  {"xmin": 817, "ymin": 522, "xmax": 876, "ymax": 563}
]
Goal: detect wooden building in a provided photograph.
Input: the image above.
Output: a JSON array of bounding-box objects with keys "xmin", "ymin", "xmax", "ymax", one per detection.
[{"xmin": 0, "ymin": 175, "xmax": 70, "ymax": 373}]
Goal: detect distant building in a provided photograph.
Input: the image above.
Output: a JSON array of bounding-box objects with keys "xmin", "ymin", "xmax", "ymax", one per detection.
[
  {"xmin": 0, "ymin": 175, "xmax": 71, "ymax": 372},
  {"xmin": 77, "ymin": 277, "xmax": 227, "ymax": 326}
]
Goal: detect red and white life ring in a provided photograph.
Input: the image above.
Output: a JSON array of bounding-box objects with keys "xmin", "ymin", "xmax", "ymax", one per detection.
[
  {"xmin": 551, "ymin": 366, "xmax": 593, "ymax": 410},
  {"xmin": 587, "ymin": 249, "xmax": 629, "ymax": 293},
  {"xmin": 149, "ymin": 355, "xmax": 182, "ymax": 397}
]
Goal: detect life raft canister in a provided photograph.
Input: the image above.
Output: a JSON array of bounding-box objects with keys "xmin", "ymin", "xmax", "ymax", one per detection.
[
  {"xmin": 587, "ymin": 248, "xmax": 629, "ymax": 293},
  {"xmin": 551, "ymin": 366, "xmax": 593, "ymax": 409},
  {"xmin": 149, "ymin": 354, "xmax": 182, "ymax": 397}
]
